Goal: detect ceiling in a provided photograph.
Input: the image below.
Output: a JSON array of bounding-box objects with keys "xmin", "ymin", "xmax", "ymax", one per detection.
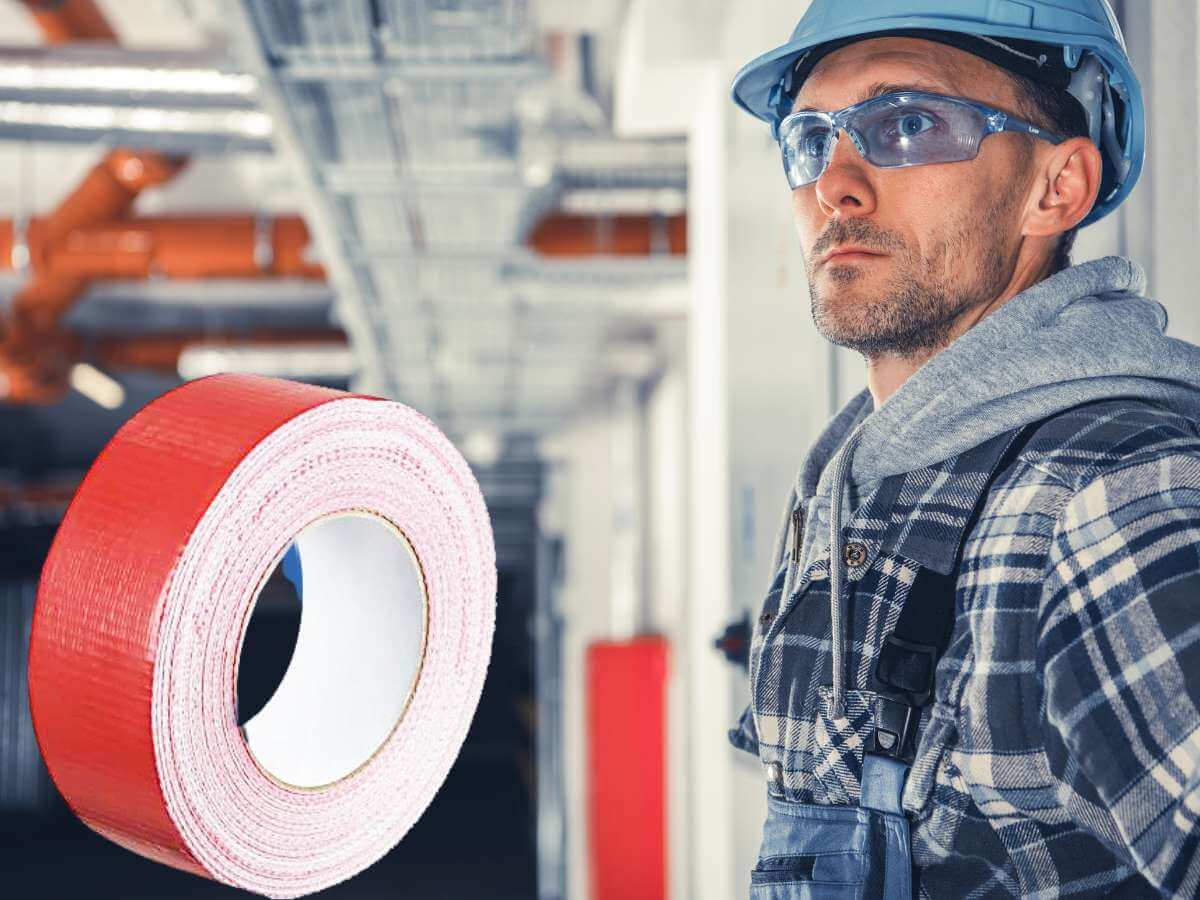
[
  {"xmin": 0, "ymin": 0, "xmax": 691, "ymax": 566},
  {"xmin": 0, "ymin": 0, "xmax": 688, "ymax": 446},
  {"xmin": 231, "ymin": 0, "xmax": 687, "ymax": 447}
]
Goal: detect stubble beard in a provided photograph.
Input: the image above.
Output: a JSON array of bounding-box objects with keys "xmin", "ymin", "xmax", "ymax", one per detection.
[{"xmin": 808, "ymin": 195, "xmax": 1017, "ymax": 361}]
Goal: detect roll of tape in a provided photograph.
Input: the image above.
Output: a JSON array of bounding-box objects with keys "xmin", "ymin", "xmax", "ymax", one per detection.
[{"xmin": 27, "ymin": 373, "xmax": 496, "ymax": 898}]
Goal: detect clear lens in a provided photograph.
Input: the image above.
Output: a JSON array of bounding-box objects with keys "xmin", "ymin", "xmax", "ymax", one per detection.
[
  {"xmin": 852, "ymin": 94, "xmax": 987, "ymax": 168},
  {"xmin": 779, "ymin": 113, "xmax": 836, "ymax": 188}
]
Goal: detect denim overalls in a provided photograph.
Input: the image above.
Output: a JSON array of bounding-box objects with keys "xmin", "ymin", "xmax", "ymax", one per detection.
[{"xmin": 743, "ymin": 418, "xmax": 1049, "ymax": 899}]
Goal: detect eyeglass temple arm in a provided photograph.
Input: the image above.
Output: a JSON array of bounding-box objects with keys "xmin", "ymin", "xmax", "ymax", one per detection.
[{"xmin": 988, "ymin": 110, "xmax": 1066, "ymax": 145}]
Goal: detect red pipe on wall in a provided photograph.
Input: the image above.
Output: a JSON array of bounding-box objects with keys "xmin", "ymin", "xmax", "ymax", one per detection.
[{"xmin": 586, "ymin": 635, "xmax": 669, "ymax": 900}]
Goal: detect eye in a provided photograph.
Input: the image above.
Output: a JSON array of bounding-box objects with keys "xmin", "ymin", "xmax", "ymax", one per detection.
[
  {"xmin": 802, "ymin": 129, "xmax": 832, "ymax": 158},
  {"xmin": 892, "ymin": 112, "xmax": 936, "ymax": 138}
]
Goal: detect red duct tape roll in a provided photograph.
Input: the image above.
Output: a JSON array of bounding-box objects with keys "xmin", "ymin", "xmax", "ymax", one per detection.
[{"xmin": 27, "ymin": 373, "xmax": 496, "ymax": 897}]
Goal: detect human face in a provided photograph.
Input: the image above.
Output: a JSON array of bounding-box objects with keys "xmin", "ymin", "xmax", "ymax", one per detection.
[{"xmin": 791, "ymin": 37, "xmax": 1038, "ymax": 360}]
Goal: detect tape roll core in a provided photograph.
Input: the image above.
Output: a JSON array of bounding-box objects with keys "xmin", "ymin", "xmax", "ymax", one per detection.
[{"xmin": 239, "ymin": 511, "xmax": 429, "ymax": 791}]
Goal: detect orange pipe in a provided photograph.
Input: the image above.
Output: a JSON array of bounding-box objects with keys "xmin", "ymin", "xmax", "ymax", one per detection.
[
  {"xmin": 43, "ymin": 216, "xmax": 324, "ymax": 281},
  {"xmin": 1, "ymin": 2, "xmax": 192, "ymax": 404},
  {"xmin": 0, "ymin": 215, "xmax": 321, "ymax": 281},
  {"xmin": 1, "ymin": 150, "xmax": 185, "ymax": 404},
  {"xmin": 21, "ymin": 0, "xmax": 117, "ymax": 43},
  {"xmin": 30, "ymin": 150, "xmax": 187, "ymax": 255},
  {"xmin": 7, "ymin": 151, "xmax": 186, "ymax": 337},
  {"xmin": 527, "ymin": 213, "xmax": 687, "ymax": 257}
]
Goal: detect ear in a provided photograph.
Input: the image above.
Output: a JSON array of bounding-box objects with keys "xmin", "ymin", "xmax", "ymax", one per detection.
[{"xmin": 1022, "ymin": 137, "xmax": 1103, "ymax": 238}]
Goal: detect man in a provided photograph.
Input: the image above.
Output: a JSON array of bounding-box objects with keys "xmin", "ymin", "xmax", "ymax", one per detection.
[{"xmin": 727, "ymin": 2, "xmax": 1200, "ymax": 897}]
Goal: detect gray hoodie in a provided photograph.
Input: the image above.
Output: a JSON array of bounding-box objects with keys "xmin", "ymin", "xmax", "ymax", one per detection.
[{"xmin": 771, "ymin": 256, "xmax": 1200, "ymax": 713}]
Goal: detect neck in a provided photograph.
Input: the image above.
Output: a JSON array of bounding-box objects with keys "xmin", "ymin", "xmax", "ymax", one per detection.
[{"xmin": 865, "ymin": 248, "xmax": 1055, "ymax": 408}]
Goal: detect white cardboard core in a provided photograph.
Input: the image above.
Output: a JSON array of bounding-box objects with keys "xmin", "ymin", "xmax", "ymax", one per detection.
[{"xmin": 240, "ymin": 511, "xmax": 428, "ymax": 789}]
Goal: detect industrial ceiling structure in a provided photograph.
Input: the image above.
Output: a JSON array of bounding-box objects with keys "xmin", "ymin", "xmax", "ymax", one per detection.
[
  {"xmin": 0, "ymin": 0, "xmax": 690, "ymax": 568},
  {"xmin": 238, "ymin": 0, "xmax": 687, "ymax": 442},
  {"xmin": 0, "ymin": 0, "xmax": 687, "ymax": 438}
]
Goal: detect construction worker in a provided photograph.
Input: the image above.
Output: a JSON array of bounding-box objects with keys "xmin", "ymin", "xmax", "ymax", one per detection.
[{"xmin": 727, "ymin": 2, "xmax": 1200, "ymax": 897}]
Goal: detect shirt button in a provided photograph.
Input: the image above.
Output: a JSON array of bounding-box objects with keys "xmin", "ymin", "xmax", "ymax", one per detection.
[
  {"xmin": 842, "ymin": 541, "xmax": 868, "ymax": 566},
  {"xmin": 758, "ymin": 611, "xmax": 774, "ymax": 627},
  {"xmin": 766, "ymin": 761, "xmax": 783, "ymax": 789}
]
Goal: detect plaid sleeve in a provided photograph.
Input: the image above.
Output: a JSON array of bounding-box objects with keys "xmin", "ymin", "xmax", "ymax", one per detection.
[
  {"xmin": 728, "ymin": 701, "xmax": 759, "ymax": 756},
  {"xmin": 1038, "ymin": 451, "xmax": 1200, "ymax": 896}
]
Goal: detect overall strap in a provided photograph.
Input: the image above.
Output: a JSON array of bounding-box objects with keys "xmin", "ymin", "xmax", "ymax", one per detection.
[{"xmin": 866, "ymin": 400, "xmax": 1113, "ymax": 762}]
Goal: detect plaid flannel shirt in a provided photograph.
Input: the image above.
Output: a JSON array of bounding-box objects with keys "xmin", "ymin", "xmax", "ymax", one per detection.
[{"xmin": 730, "ymin": 398, "xmax": 1200, "ymax": 897}]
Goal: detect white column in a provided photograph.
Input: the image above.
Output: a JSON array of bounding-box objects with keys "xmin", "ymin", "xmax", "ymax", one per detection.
[
  {"xmin": 685, "ymin": 63, "xmax": 736, "ymax": 900},
  {"xmin": 608, "ymin": 378, "xmax": 644, "ymax": 640},
  {"xmin": 544, "ymin": 409, "xmax": 613, "ymax": 900},
  {"xmin": 1119, "ymin": 0, "xmax": 1200, "ymax": 342},
  {"xmin": 686, "ymin": 50, "xmax": 829, "ymax": 899}
]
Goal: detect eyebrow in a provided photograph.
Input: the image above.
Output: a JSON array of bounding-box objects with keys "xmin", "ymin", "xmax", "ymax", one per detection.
[{"xmin": 792, "ymin": 80, "xmax": 953, "ymax": 113}]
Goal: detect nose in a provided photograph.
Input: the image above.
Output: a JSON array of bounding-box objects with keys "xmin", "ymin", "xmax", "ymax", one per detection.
[{"xmin": 812, "ymin": 127, "xmax": 877, "ymax": 219}]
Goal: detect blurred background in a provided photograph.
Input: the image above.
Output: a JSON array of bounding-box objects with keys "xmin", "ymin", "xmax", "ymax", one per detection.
[{"xmin": 0, "ymin": 1, "xmax": 1194, "ymax": 898}]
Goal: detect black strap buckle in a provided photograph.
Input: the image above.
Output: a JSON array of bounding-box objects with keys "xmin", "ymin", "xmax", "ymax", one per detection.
[
  {"xmin": 873, "ymin": 633, "xmax": 940, "ymax": 707},
  {"xmin": 868, "ymin": 694, "xmax": 920, "ymax": 762}
]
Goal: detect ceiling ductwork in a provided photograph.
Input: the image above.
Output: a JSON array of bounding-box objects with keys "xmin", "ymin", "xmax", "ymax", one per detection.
[
  {"xmin": 0, "ymin": 0, "xmax": 689, "ymax": 447},
  {"xmin": 216, "ymin": 0, "xmax": 687, "ymax": 442}
]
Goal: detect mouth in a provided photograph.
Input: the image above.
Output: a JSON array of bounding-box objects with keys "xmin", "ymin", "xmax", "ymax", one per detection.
[{"xmin": 820, "ymin": 246, "xmax": 887, "ymax": 267}]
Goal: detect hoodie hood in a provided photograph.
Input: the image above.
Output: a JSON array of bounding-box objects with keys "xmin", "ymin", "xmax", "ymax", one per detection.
[{"xmin": 772, "ymin": 255, "xmax": 1200, "ymax": 717}]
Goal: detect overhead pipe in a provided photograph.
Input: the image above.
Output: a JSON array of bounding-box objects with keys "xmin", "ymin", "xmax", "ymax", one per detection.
[
  {"xmin": 0, "ymin": 149, "xmax": 186, "ymax": 404},
  {"xmin": 0, "ymin": 101, "xmax": 274, "ymax": 154},
  {"xmin": 0, "ymin": 211, "xmax": 680, "ymax": 276},
  {"xmin": 0, "ymin": 2, "xmax": 135, "ymax": 405},
  {"xmin": 0, "ymin": 211, "xmax": 325, "ymax": 403},
  {"xmin": 9, "ymin": 4, "xmax": 267, "ymax": 173},
  {"xmin": 0, "ymin": 0, "xmax": 288, "ymax": 407},
  {"xmin": 0, "ymin": 47, "xmax": 261, "ymax": 107},
  {"xmin": 5, "ymin": 150, "xmax": 186, "ymax": 335},
  {"xmin": 0, "ymin": 215, "xmax": 326, "ymax": 282},
  {"xmin": 0, "ymin": 208, "xmax": 677, "ymax": 404},
  {"xmin": 526, "ymin": 212, "xmax": 687, "ymax": 257},
  {"xmin": 20, "ymin": 0, "xmax": 116, "ymax": 43},
  {"xmin": 0, "ymin": 211, "xmax": 323, "ymax": 397},
  {"xmin": 32, "ymin": 150, "xmax": 186, "ymax": 252}
]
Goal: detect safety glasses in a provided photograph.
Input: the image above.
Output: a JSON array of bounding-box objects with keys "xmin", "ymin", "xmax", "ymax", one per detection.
[{"xmin": 777, "ymin": 90, "xmax": 1065, "ymax": 189}]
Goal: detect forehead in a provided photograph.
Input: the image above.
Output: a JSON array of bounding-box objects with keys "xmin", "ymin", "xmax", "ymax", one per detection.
[{"xmin": 792, "ymin": 36, "xmax": 1017, "ymax": 113}]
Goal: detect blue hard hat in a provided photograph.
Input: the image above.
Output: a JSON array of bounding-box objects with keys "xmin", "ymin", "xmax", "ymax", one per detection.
[{"xmin": 731, "ymin": 0, "xmax": 1144, "ymax": 227}]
